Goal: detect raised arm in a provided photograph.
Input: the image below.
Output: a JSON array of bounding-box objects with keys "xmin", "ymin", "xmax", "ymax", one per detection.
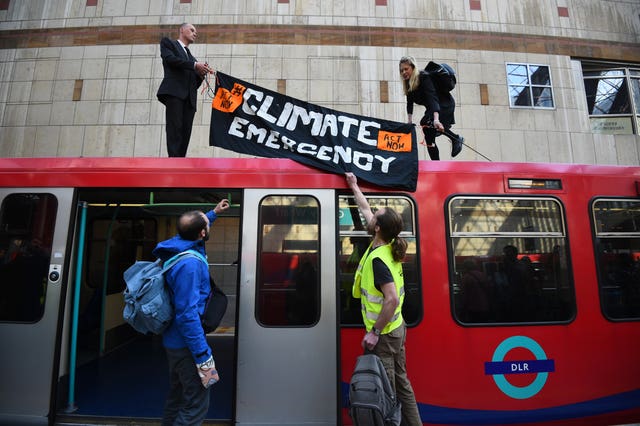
[{"xmin": 345, "ymin": 173, "xmax": 373, "ymax": 224}]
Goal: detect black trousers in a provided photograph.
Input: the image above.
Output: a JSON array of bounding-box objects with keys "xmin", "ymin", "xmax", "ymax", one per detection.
[
  {"xmin": 162, "ymin": 347, "xmax": 210, "ymax": 426},
  {"xmin": 420, "ymin": 115, "xmax": 460, "ymax": 161},
  {"xmin": 164, "ymin": 95, "xmax": 196, "ymax": 157}
]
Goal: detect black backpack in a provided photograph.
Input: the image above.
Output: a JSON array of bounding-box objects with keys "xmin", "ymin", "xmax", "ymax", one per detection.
[
  {"xmin": 201, "ymin": 276, "xmax": 228, "ymax": 333},
  {"xmin": 425, "ymin": 61, "xmax": 456, "ymax": 93},
  {"xmin": 349, "ymin": 353, "xmax": 402, "ymax": 426}
]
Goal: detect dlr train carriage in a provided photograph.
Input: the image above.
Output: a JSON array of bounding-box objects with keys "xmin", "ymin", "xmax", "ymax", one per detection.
[{"xmin": 0, "ymin": 157, "xmax": 639, "ymax": 426}]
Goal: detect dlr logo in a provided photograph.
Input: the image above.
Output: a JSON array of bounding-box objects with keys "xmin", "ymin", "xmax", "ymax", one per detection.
[{"xmin": 511, "ymin": 362, "xmax": 529, "ymax": 372}]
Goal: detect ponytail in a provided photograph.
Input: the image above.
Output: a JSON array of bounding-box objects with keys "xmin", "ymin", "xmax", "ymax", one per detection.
[{"xmin": 391, "ymin": 236, "xmax": 407, "ymax": 262}]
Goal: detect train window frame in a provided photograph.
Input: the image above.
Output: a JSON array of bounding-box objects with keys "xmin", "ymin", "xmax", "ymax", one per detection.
[
  {"xmin": 255, "ymin": 194, "xmax": 321, "ymax": 328},
  {"xmin": 0, "ymin": 193, "xmax": 58, "ymax": 323},
  {"xmin": 447, "ymin": 195, "xmax": 576, "ymax": 326},
  {"xmin": 591, "ymin": 197, "xmax": 640, "ymax": 321},
  {"xmin": 338, "ymin": 193, "xmax": 422, "ymax": 328}
]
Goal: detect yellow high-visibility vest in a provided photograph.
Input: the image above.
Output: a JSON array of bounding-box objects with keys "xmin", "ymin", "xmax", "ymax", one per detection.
[{"xmin": 352, "ymin": 242, "xmax": 404, "ymax": 334}]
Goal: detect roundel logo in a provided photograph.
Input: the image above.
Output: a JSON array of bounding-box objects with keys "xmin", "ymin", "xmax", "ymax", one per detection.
[{"xmin": 484, "ymin": 336, "xmax": 555, "ymax": 399}]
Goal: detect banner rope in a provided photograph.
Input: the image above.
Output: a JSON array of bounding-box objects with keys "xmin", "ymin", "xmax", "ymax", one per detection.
[
  {"xmin": 418, "ymin": 122, "xmax": 493, "ymax": 161},
  {"xmin": 201, "ymin": 70, "xmax": 217, "ymax": 98}
]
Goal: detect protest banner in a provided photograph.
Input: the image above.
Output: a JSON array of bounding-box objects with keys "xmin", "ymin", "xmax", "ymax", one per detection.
[{"xmin": 210, "ymin": 72, "xmax": 418, "ymax": 191}]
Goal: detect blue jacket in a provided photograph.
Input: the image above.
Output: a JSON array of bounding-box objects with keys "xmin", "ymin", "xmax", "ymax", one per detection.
[{"xmin": 152, "ymin": 210, "xmax": 217, "ymax": 364}]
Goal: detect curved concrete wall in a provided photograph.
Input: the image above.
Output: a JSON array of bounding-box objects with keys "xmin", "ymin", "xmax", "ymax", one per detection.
[{"xmin": 0, "ymin": 0, "xmax": 638, "ymax": 163}]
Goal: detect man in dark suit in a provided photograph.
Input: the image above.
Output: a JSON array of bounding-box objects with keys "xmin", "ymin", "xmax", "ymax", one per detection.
[{"xmin": 157, "ymin": 23, "xmax": 213, "ymax": 157}]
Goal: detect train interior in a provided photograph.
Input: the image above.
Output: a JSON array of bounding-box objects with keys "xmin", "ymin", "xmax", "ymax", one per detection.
[{"xmin": 58, "ymin": 187, "xmax": 243, "ymax": 422}]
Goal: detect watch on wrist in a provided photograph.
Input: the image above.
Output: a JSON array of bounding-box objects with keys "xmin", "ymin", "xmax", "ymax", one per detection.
[{"xmin": 372, "ymin": 327, "xmax": 381, "ymax": 336}]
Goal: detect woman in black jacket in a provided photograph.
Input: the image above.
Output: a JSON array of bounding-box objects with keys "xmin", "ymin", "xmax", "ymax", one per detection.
[{"xmin": 400, "ymin": 56, "xmax": 463, "ymax": 160}]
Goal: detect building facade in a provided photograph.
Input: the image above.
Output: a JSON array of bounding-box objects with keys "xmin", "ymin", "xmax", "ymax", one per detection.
[{"xmin": 0, "ymin": 0, "xmax": 638, "ymax": 163}]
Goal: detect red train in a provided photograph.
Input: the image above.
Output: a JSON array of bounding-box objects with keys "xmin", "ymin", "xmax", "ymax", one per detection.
[{"xmin": 0, "ymin": 157, "xmax": 638, "ymax": 425}]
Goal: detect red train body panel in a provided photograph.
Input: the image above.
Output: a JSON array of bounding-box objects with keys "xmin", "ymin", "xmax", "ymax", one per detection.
[{"xmin": 342, "ymin": 160, "xmax": 640, "ymax": 425}]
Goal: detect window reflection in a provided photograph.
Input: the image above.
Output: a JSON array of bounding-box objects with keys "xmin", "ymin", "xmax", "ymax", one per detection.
[
  {"xmin": 257, "ymin": 195, "xmax": 320, "ymax": 327},
  {"xmin": 507, "ymin": 64, "xmax": 529, "ymax": 86},
  {"xmin": 530, "ymin": 65, "xmax": 551, "ymax": 85},
  {"xmin": 532, "ymin": 87, "xmax": 554, "ymax": 108},
  {"xmin": 584, "ymin": 77, "xmax": 630, "ymax": 115},
  {"xmin": 506, "ymin": 63, "xmax": 555, "ymax": 109},
  {"xmin": 583, "ymin": 69, "xmax": 625, "ymax": 78},
  {"xmin": 582, "ymin": 62, "xmax": 640, "ymax": 135},
  {"xmin": 449, "ymin": 197, "xmax": 574, "ymax": 324},
  {"xmin": 509, "ymin": 86, "xmax": 531, "ymax": 107},
  {"xmin": 593, "ymin": 199, "xmax": 640, "ymax": 320},
  {"xmin": 0, "ymin": 194, "xmax": 57, "ymax": 322},
  {"xmin": 631, "ymin": 78, "xmax": 640, "ymax": 113}
]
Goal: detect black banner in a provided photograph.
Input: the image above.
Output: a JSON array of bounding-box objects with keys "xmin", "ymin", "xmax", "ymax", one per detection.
[{"xmin": 209, "ymin": 72, "xmax": 418, "ymax": 191}]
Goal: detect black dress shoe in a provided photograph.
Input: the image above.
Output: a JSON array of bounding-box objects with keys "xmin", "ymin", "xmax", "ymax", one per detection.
[{"xmin": 451, "ymin": 136, "xmax": 463, "ymax": 157}]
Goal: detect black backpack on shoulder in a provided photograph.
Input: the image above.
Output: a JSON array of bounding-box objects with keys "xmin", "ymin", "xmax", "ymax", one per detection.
[{"xmin": 425, "ymin": 61, "xmax": 457, "ymax": 93}]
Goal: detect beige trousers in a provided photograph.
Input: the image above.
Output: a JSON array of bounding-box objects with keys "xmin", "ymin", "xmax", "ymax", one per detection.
[{"xmin": 374, "ymin": 323, "xmax": 423, "ymax": 426}]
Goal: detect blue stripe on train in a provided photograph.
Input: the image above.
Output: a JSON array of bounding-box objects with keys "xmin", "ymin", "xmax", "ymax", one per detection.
[{"xmin": 341, "ymin": 383, "xmax": 640, "ymax": 424}]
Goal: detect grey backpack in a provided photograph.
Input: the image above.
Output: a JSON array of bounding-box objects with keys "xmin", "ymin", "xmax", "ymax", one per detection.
[
  {"xmin": 123, "ymin": 250, "xmax": 207, "ymax": 335},
  {"xmin": 349, "ymin": 353, "xmax": 402, "ymax": 426}
]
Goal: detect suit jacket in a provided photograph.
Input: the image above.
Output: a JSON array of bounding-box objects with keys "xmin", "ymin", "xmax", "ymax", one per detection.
[{"xmin": 156, "ymin": 37, "xmax": 204, "ymax": 109}]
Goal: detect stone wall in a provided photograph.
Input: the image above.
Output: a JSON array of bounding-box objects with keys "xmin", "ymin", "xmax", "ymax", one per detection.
[{"xmin": 0, "ymin": 0, "xmax": 638, "ymax": 163}]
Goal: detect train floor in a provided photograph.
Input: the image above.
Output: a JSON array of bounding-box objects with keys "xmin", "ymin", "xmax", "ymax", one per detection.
[{"xmin": 58, "ymin": 333, "xmax": 235, "ymax": 424}]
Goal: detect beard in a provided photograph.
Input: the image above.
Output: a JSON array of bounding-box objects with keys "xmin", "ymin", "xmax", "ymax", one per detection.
[{"xmin": 366, "ymin": 221, "xmax": 376, "ymax": 236}]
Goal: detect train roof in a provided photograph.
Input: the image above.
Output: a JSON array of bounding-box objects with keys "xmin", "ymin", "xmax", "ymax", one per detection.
[{"xmin": 0, "ymin": 157, "xmax": 637, "ymax": 190}]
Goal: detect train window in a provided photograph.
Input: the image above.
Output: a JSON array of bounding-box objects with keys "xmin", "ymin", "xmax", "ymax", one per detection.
[
  {"xmin": 338, "ymin": 195, "xmax": 421, "ymax": 326},
  {"xmin": 0, "ymin": 193, "xmax": 57, "ymax": 323},
  {"xmin": 592, "ymin": 198, "xmax": 640, "ymax": 320},
  {"xmin": 448, "ymin": 197, "xmax": 574, "ymax": 325},
  {"xmin": 256, "ymin": 195, "xmax": 320, "ymax": 327}
]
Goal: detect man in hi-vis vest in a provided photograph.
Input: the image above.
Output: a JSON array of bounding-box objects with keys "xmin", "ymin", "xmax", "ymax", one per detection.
[{"xmin": 346, "ymin": 172, "xmax": 422, "ymax": 426}]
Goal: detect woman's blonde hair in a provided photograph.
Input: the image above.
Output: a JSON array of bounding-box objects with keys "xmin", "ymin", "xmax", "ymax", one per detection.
[{"xmin": 399, "ymin": 56, "xmax": 420, "ymax": 96}]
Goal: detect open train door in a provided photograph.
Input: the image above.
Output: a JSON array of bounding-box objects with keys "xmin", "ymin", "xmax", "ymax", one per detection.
[
  {"xmin": 237, "ymin": 189, "xmax": 338, "ymax": 425},
  {"xmin": 0, "ymin": 189, "xmax": 74, "ymax": 424}
]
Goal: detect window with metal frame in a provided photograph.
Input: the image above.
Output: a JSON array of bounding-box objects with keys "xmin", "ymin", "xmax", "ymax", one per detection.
[
  {"xmin": 448, "ymin": 196, "xmax": 574, "ymax": 325},
  {"xmin": 338, "ymin": 194, "xmax": 421, "ymax": 326},
  {"xmin": 582, "ymin": 61, "xmax": 640, "ymax": 135},
  {"xmin": 506, "ymin": 63, "xmax": 555, "ymax": 109},
  {"xmin": 257, "ymin": 195, "xmax": 320, "ymax": 327},
  {"xmin": 592, "ymin": 198, "xmax": 640, "ymax": 320}
]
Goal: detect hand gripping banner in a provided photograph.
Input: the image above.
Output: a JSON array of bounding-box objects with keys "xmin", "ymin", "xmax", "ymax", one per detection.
[{"xmin": 210, "ymin": 72, "xmax": 418, "ymax": 192}]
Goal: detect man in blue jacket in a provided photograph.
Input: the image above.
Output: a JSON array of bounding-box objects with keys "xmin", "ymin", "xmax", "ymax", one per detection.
[
  {"xmin": 157, "ymin": 23, "xmax": 213, "ymax": 157},
  {"xmin": 153, "ymin": 199, "xmax": 229, "ymax": 425}
]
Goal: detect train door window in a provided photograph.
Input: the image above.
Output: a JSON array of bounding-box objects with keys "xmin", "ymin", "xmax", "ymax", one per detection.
[
  {"xmin": 592, "ymin": 198, "xmax": 640, "ymax": 320},
  {"xmin": 257, "ymin": 195, "xmax": 320, "ymax": 326},
  {"xmin": 0, "ymin": 193, "xmax": 57, "ymax": 322},
  {"xmin": 338, "ymin": 195, "xmax": 421, "ymax": 326},
  {"xmin": 448, "ymin": 197, "xmax": 574, "ymax": 324}
]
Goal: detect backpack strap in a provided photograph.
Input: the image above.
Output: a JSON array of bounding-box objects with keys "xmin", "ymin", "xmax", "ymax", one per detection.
[{"xmin": 162, "ymin": 249, "xmax": 208, "ymax": 273}]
